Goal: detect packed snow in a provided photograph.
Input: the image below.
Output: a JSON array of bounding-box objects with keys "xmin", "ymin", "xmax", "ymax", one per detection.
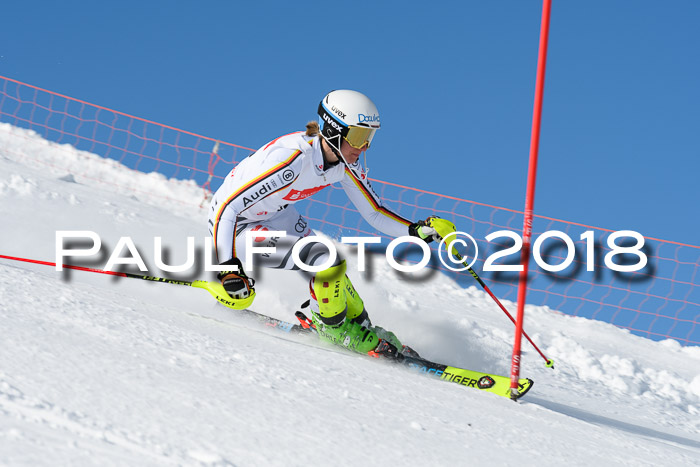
[{"xmin": 1, "ymin": 122, "xmax": 699, "ymax": 466}]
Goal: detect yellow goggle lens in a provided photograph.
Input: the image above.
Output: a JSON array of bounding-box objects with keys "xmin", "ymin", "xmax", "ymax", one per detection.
[{"xmin": 344, "ymin": 126, "xmax": 376, "ymax": 150}]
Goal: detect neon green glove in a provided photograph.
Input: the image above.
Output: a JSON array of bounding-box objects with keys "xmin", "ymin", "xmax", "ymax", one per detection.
[
  {"xmin": 427, "ymin": 216, "xmax": 457, "ymax": 239},
  {"xmin": 409, "ymin": 216, "xmax": 456, "ymax": 243}
]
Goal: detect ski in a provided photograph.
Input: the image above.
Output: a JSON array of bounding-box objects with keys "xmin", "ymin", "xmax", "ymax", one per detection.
[
  {"xmin": 234, "ymin": 307, "xmax": 312, "ymax": 335},
  {"xmin": 398, "ymin": 354, "xmax": 534, "ymax": 400},
  {"xmin": 229, "ymin": 305, "xmax": 534, "ymax": 399}
]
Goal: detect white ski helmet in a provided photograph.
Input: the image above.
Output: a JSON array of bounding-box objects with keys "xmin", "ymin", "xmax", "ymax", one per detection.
[{"xmin": 317, "ymin": 90, "xmax": 380, "ymax": 155}]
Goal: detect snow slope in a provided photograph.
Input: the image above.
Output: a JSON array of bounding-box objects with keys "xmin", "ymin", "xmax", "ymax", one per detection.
[{"xmin": 1, "ymin": 123, "xmax": 699, "ymax": 466}]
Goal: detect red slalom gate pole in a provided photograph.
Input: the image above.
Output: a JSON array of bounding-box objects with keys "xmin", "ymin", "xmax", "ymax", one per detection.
[{"xmin": 510, "ymin": 0, "xmax": 552, "ymax": 400}]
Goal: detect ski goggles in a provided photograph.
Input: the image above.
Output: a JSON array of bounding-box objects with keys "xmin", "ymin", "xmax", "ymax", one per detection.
[{"xmin": 344, "ymin": 126, "xmax": 377, "ymax": 150}]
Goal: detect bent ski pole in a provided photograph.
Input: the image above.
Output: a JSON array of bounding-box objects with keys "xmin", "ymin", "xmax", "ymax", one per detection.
[
  {"xmin": 0, "ymin": 254, "xmax": 254, "ymax": 310},
  {"xmin": 435, "ymin": 241, "xmax": 554, "ymax": 368}
]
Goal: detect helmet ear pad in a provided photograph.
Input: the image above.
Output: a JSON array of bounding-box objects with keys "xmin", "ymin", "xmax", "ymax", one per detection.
[
  {"xmin": 318, "ymin": 102, "xmax": 348, "ymax": 154},
  {"xmin": 320, "ymin": 133, "xmax": 343, "ymax": 162}
]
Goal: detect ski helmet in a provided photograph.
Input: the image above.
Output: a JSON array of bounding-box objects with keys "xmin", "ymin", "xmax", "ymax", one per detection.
[{"xmin": 317, "ymin": 90, "xmax": 380, "ymax": 155}]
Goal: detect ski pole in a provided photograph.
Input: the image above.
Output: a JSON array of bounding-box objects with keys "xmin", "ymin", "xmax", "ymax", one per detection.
[
  {"xmin": 0, "ymin": 254, "xmax": 254, "ymax": 310},
  {"xmin": 437, "ymin": 245, "xmax": 554, "ymax": 368}
]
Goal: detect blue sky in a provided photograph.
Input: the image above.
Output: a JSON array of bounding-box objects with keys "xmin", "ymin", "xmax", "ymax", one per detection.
[{"xmin": 2, "ymin": 1, "xmax": 698, "ymax": 245}]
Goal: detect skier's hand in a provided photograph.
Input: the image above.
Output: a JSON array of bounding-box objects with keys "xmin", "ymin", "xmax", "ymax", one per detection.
[
  {"xmin": 217, "ymin": 257, "xmax": 255, "ymax": 300},
  {"xmin": 409, "ymin": 217, "xmax": 439, "ymax": 243},
  {"xmin": 409, "ymin": 216, "xmax": 456, "ymax": 243}
]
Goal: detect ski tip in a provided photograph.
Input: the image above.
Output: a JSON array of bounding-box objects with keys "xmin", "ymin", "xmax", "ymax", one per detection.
[{"xmin": 512, "ymin": 378, "xmax": 534, "ymax": 401}]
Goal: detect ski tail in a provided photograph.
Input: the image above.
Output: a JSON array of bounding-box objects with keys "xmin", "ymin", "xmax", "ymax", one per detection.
[{"xmin": 235, "ymin": 308, "xmax": 313, "ymax": 334}]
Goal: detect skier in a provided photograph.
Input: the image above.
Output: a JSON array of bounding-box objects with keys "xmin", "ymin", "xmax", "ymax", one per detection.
[{"xmin": 208, "ymin": 90, "xmax": 454, "ymax": 359}]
